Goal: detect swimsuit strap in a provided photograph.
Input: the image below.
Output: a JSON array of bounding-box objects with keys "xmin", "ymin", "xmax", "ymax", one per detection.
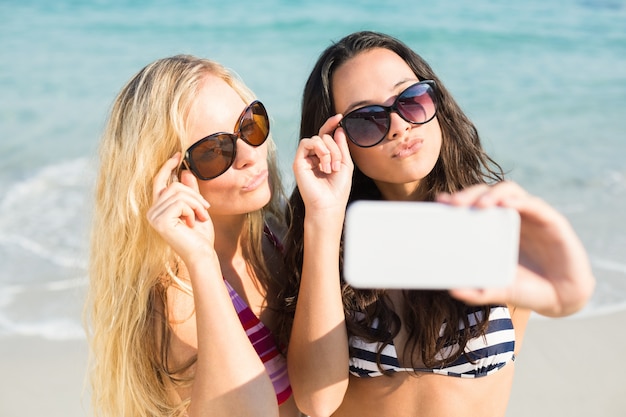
[
  {"xmin": 224, "ymin": 279, "xmax": 292, "ymax": 404},
  {"xmin": 263, "ymin": 223, "xmax": 284, "ymax": 253}
]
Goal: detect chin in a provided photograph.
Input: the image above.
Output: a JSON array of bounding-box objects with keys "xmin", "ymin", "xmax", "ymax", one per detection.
[{"xmin": 245, "ymin": 187, "xmax": 273, "ymax": 212}]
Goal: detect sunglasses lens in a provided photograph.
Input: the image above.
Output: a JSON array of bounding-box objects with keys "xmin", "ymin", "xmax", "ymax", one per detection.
[
  {"xmin": 397, "ymin": 83, "xmax": 436, "ymax": 124},
  {"xmin": 188, "ymin": 134, "xmax": 236, "ymax": 179},
  {"xmin": 342, "ymin": 107, "xmax": 389, "ymax": 147},
  {"xmin": 239, "ymin": 101, "xmax": 270, "ymax": 146}
]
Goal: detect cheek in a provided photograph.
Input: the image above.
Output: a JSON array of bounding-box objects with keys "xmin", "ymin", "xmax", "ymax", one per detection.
[
  {"xmin": 348, "ymin": 145, "xmax": 386, "ymax": 177},
  {"xmin": 430, "ymin": 128, "xmax": 444, "ymax": 167},
  {"xmin": 197, "ymin": 179, "xmax": 231, "ymax": 207},
  {"xmin": 428, "ymin": 124, "xmax": 443, "ymax": 153}
]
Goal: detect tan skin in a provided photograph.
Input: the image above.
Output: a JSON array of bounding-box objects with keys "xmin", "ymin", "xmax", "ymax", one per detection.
[
  {"xmin": 148, "ymin": 74, "xmax": 299, "ymax": 417},
  {"xmin": 289, "ymin": 48, "xmax": 594, "ymax": 417}
]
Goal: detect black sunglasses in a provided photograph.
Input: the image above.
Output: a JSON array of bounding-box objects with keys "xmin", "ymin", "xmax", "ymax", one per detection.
[
  {"xmin": 183, "ymin": 100, "xmax": 270, "ymax": 180},
  {"xmin": 339, "ymin": 80, "xmax": 437, "ymax": 148}
]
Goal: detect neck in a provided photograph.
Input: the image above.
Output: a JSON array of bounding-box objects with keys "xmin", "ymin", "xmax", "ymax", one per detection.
[
  {"xmin": 375, "ymin": 179, "xmax": 427, "ymax": 201},
  {"xmin": 212, "ymin": 213, "xmax": 248, "ymax": 262},
  {"xmin": 211, "ymin": 212, "xmax": 266, "ymax": 306}
]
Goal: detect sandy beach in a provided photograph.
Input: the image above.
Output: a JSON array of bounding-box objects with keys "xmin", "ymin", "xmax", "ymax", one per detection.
[
  {"xmin": 0, "ymin": 336, "xmax": 91, "ymax": 417},
  {"xmin": 507, "ymin": 308, "xmax": 626, "ymax": 416},
  {"xmin": 1, "ymin": 308, "xmax": 625, "ymax": 416}
]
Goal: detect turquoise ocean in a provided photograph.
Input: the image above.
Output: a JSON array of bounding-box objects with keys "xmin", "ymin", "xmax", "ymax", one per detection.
[{"xmin": 1, "ymin": 0, "xmax": 625, "ymax": 340}]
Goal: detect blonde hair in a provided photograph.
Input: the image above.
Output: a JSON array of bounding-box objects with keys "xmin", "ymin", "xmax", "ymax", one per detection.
[{"xmin": 86, "ymin": 55, "xmax": 285, "ymax": 417}]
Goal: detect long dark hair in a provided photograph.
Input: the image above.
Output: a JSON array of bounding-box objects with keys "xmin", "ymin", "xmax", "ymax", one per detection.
[{"xmin": 278, "ymin": 31, "xmax": 505, "ymax": 371}]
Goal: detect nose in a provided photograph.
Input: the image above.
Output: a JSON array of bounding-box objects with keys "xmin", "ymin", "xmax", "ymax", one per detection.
[
  {"xmin": 386, "ymin": 111, "xmax": 411, "ymax": 141},
  {"xmin": 232, "ymin": 138, "xmax": 262, "ymax": 170}
]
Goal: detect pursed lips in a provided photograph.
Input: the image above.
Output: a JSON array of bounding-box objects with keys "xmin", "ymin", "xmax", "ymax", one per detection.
[
  {"xmin": 392, "ymin": 138, "xmax": 424, "ymax": 159},
  {"xmin": 242, "ymin": 169, "xmax": 269, "ymax": 191}
]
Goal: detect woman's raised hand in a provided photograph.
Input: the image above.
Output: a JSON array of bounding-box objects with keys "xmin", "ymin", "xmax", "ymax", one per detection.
[
  {"xmin": 147, "ymin": 153, "xmax": 215, "ymax": 264},
  {"xmin": 293, "ymin": 114, "xmax": 354, "ymax": 215},
  {"xmin": 439, "ymin": 181, "xmax": 595, "ymax": 317}
]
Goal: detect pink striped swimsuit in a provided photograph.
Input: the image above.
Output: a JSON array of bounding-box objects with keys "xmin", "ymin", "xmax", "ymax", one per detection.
[{"xmin": 224, "ymin": 279, "xmax": 292, "ymax": 405}]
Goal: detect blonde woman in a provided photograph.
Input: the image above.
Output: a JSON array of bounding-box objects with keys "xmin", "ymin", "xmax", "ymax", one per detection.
[{"xmin": 87, "ymin": 55, "xmax": 299, "ymax": 416}]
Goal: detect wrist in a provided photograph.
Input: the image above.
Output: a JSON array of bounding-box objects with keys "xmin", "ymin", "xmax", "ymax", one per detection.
[
  {"xmin": 304, "ymin": 210, "xmax": 345, "ymax": 232},
  {"xmin": 183, "ymin": 249, "xmax": 221, "ymax": 278}
]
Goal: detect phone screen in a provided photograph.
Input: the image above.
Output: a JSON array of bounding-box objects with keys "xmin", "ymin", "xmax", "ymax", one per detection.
[{"xmin": 343, "ymin": 201, "xmax": 520, "ymax": 289}]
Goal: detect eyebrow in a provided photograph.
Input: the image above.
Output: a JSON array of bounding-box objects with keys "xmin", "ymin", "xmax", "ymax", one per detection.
[{"xmin": 343, "ymin": 78, "xmax": 418, "ymax": 114}]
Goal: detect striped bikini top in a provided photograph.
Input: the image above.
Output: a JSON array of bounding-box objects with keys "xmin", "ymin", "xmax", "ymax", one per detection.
[
  {"xmin": 225, "ymin": 279, "xmax": 292, "ymax": 404},
  {"xmin": 349, "ymin": 306, "xmax": 516, "ymax": 378}
]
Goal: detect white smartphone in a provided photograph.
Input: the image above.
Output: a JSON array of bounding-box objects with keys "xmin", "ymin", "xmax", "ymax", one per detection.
[{"xmin": 343, "ymin": 201, "xmax": 520, "ymax": 289}]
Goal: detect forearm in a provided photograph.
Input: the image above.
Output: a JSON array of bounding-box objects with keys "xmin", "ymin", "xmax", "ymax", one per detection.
[
  {"xmin": 288, "ymin": 214, "xmax": 349, "ymax": 416},
  {"xmin": 186, "ymin": 255, "xmax": 278, "ymax": 417},
  {"xmin": 524, "ymin": 214, "xmax": 596, "ymax": 317}
]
